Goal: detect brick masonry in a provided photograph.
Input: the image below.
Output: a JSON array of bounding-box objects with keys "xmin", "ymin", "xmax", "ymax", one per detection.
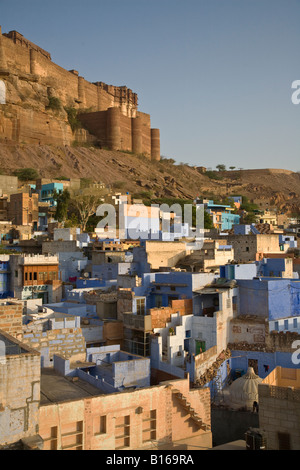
[
  {"xmin": 0, "ymin": 302, "xmax": 23, "ymax": 337},
  {"xmin": 17, "ymin": 327, "xmax": 86, "ymax": 363}
]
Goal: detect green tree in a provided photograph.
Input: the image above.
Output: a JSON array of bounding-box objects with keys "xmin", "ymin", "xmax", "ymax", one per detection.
[
  {"xmin": 64, "ymin": 107, "xmax": 81, "ymax": 132},
  {"xmin": 71, "ymin": 189, "xmax": 105, "ymax": 232},
  {"xmin": 47, "ymin": 96, "xmax": 62, "ymax": 111},
  {"xmin": 243, "ymin": 212, "xmax": 257, "ymax": 224},
  {"xmin": 53, "ymin": 189, "xmax": 70, "ymax": 223},
  {"xmin": 216, "ymin": 164, "xmax": 226, "ymax": 172},
  {"xmin": 204, "ymin": 211, "xmax": 214, "ymax": 229},
  {"xmin": 13, "ymin": 168, "xmax": 39, "ymax": 181}
]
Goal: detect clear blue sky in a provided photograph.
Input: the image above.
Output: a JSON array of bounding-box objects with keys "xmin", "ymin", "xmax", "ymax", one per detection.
[{"xmin": 1, "ymin": 0, "xmax": 299, "ymax": 171}]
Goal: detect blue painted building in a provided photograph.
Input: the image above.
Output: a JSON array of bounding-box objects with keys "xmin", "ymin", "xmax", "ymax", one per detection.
[
  {"xmin": 279, "ymin": 234, "xmax": 297, "ymax": 249},
  {"xmin": 238, "ymin": 278, "xmax": 300, "ymax": 320},
  {"xmin": 203, "ymin": 200, "xmax": 241, "ymax": 231},
  {"xmin": 39, "ymin": 182, "xmax": 64, "ymax": 206},
  {"xmin": 145, "ymin": 272, "xmax": 215, "ymax": 310},
  {"xmin": 220, "ymin": 257, "xmax": 296, "ymax": 280},
  {"xmin": 0, "ymin": 260, "xmax": 12, "ymax": 298}
]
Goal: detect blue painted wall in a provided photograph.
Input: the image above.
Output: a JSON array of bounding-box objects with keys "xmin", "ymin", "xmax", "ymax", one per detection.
[
  {"xmin": 0, "ymin": 261, "xmax": 12, "ymax": 298},
  {"xmin": 238, "ymin": 279, "xmax": 300, "ymax": 320}
]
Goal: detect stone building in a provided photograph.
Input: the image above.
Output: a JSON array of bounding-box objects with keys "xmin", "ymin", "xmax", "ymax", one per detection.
[
  {"xmin": 258, "ymin": 367, "xmax": 300, "ymax": 450},
  {"xmin": 38, "ymin": 368, "xmax": 212, "ymax": 450},
  {"xmin": 0, "ymin": 330, "xmax": 41, "ymax": 449},
  {"xmin": 9, "ymin": 253, "xmax": 62, "ymax": 303},
  {"xmin": 8, "ymin": 192, "xmax": 39, "ymax": 228}
]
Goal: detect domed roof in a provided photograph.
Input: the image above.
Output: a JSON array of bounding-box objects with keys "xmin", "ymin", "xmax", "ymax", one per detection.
[{"xmin": 226, "ymin": 367, "xmax": 263, "ymax": 410}]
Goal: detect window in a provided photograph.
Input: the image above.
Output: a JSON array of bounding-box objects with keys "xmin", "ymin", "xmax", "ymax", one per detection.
[
  {"xmin": 278, "ymin": 432, "xmax": 291, "ymax": 450},
  {"xmin": 25, "ymin": 272, "xmax": 28, "ymax": 281},
  {"xmin": 142, "ymin": 410, "xmax": 157, "ymax": 443},
  {"xmin": 29, "ymin": 272, "xmax": 32, "ymax": 281},
  {"xmin": 15, "ymin": 270, "xmax": 18, "ymax": 278},
  {"xmin": 115, "ymin": 415, "xmax": 130, "ymax": 450},
  {"xmin": 136, "ymin": 298, "xmax": 145, "ymax": 316},
  {"xmin": 293, "ymin": 318, "xmax": 298, "ymax": 329},
  {"xmin": 33, "ymin": 272, "xmax": 37, "ymax": 281},
  {"xmin": 93, "ymin": 415, "xmax": 106, "ymax": 436},
  {"xmin": 284, "ymin": 320, "xmax": 289, "ymax": 330}
]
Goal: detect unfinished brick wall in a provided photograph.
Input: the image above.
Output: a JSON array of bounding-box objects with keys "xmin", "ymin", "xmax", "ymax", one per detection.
[
  {"xmin": 150, "ymin": 299, "xmax": 193, "ymax": 329},
  {"xmin": 0, "ymin": 331, "xmax": 41, "ymax": 446},
  {"xmin": 18, "ymin": 327, "xmax": 86, "ymax": 364},
  {"xmin": 0, "ymin": 301, "xmax": 23, "ymax": 337}
]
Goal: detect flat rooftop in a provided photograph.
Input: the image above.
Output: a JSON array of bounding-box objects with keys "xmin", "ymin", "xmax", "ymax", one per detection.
[{"xmin": 40, "ymin": 368, "xmax": 103, "ymax": 405}]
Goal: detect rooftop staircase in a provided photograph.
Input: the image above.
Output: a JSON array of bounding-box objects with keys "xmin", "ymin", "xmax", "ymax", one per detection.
[{"xmin": 171, "ymin": 388, "xmax": 210, "ymax": 431}]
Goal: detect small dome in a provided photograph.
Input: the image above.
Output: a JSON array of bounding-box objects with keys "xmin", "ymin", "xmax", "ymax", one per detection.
[{"xmin": 226, "ymin": 367, "xmax": 263, "ymax": 410}]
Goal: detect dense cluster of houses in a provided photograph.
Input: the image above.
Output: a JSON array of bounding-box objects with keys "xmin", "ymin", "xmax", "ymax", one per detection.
[{"xmin": 0, "ymin": 176, "xmax": 299, "ymax": 451}]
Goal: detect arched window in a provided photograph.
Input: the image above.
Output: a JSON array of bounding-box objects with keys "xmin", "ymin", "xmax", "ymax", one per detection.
[{"xmin": 0, "ymin": 80, "xmax": 5, "ymax": 104}]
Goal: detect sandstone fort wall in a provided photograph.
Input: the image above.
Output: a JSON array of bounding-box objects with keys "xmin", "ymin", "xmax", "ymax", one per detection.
[{"xmin": 0, "ymin": 28, "xmax": 160, "ymax": 159}]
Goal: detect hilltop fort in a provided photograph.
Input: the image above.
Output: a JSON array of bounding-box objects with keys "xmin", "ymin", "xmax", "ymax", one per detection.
[{"xmin": 0, "ymin": 27, "xmax": 160, "ymax": 160}]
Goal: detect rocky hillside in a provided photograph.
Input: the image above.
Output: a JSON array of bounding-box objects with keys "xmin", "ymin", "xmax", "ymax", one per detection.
[{"xmin": 0, "ymin": 143, "xmax": 299, "ymax": 212}]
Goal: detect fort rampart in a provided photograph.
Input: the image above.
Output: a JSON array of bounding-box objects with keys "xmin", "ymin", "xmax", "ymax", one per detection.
[{"xmin": 0, "ymin": 28, "xmax": 160, "ymax": 159}]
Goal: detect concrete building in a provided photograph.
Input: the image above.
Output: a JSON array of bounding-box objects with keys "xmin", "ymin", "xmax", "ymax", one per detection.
[
  {"xmin": 238, "ymin": 278, "xmax": 300, "ymax": 320},
  {"xmin": 177, "ymin": 240, "xmax": 234, "ymax": 273},
  {"xmin": 220, "ymin": 257, "xmax": 295, "ymax": 280},
  {"xmin": 55, "ymin": 344, "xmax": 151, "ymax": 393},
  {"xmin": 39, "ymin": 182, "xmax": 63, "ymax": 206},
  {"xmin": 202, "ymin": 200, "xmax": 240, "ymax": 231},
  {"xmin": 9, "ymin": 253, "xmax": 62, "ymax": 303}
]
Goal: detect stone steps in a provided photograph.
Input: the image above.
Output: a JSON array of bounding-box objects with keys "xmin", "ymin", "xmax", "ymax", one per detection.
[{"xmin": 171, "ymin": 388, "xmax": 210, "ymax": 431}]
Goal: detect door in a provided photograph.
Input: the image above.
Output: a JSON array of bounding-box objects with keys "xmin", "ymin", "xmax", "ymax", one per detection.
[
  {"xmin": 195, "ymin": 340, "xmax": 206, "ymax": 355},
  {"xmin": 248, "ymin": 359, "xmax": 258, "ymax": 374}
]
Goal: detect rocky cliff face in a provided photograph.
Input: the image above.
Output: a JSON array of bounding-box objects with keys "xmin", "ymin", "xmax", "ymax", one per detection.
[{"xmin": 0, "ymin": 142, "xmax": 299, "ymax": 215}]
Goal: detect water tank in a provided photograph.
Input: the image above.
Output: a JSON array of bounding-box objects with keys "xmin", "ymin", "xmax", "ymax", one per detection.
[{"xmin": 245, "ymin": 428, "xmax": 267, "ymax": 450}]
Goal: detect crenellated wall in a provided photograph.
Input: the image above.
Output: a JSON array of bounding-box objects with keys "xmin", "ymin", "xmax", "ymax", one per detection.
[{"xmin": 0, "ymin": 27, "xmax": 160, "ymax": 159}]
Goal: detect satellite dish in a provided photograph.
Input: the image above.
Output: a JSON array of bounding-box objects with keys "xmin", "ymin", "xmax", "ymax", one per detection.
[{"xmin": 83, "ymin": 272, "xmax": 89, "ymax": 278}]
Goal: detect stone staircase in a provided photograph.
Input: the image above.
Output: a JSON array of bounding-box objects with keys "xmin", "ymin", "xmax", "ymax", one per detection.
[{"xmin": 171, "ymin": 388, "xmax": 210, "ymax": 431}]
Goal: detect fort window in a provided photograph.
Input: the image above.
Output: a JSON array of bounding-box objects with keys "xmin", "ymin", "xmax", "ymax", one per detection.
[{"xmin": 0, "ymin": 80, "xmax": 6, "ymax": 105}]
